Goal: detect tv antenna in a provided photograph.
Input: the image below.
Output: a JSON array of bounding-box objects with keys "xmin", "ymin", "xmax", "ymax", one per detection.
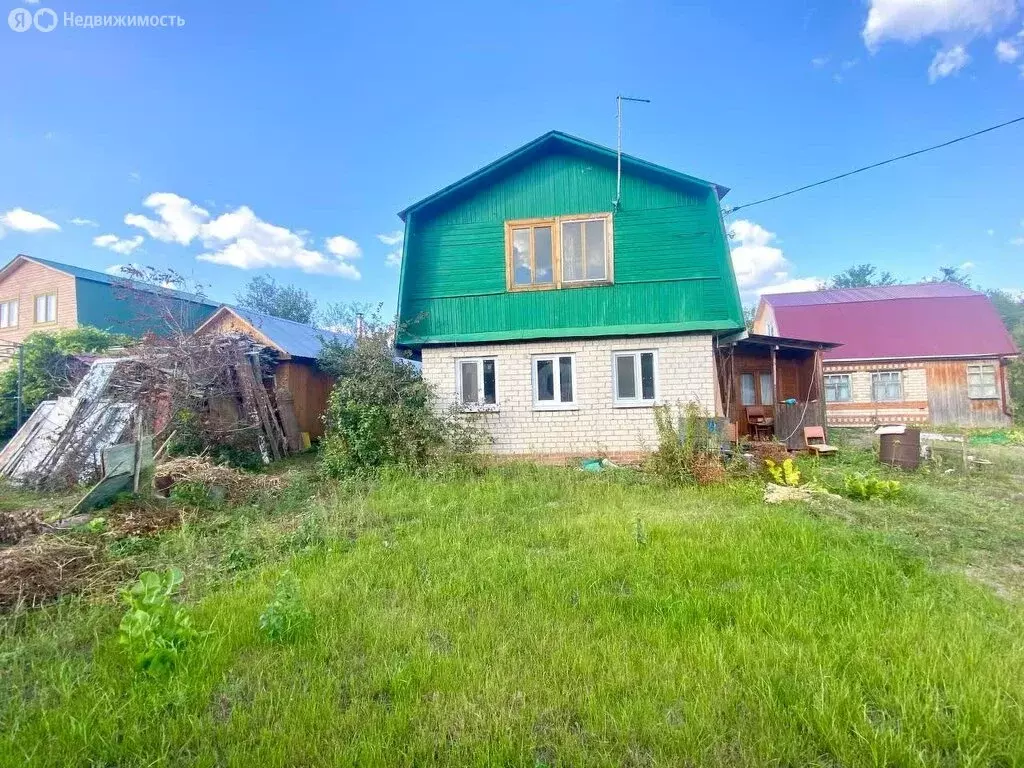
[{"xmin": 615, "ymin": 94, "xmax": 651, "ymax": 208}]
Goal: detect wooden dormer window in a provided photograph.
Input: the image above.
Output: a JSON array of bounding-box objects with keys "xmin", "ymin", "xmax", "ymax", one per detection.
[{"xmin": 505, "ymin": 213, "xmax": 613, "ymax": 291}]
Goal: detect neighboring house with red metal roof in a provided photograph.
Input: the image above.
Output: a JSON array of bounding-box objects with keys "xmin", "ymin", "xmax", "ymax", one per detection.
[{"xmin": 753, "ymin": 283, "xmax": 1019, "ymax": 427}]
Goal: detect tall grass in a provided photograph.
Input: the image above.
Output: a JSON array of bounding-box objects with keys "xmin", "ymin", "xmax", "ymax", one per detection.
[{"xmin": 2, "ymin": 467, "xmax": 1024, "ymax": 766}]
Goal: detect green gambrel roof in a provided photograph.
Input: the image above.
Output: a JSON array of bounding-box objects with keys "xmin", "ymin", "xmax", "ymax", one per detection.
[{"xmin": 398, "ymin": 130, "xmax": 729, "ymax": 221}]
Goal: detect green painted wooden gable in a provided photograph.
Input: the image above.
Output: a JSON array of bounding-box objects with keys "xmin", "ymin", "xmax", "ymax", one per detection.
[{"xmin": 396, "ymin": 131, "xmax": 744, "ymax": 349}]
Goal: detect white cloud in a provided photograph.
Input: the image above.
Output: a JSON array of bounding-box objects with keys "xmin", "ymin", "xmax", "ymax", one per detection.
[
  {"xmin": 123, "ymin": 192, "xmax": 361, "ymax": 279},
  {"xmin": 928, "ymin": 45, "xmax": 971, "ymax": 82},
  {"xmin": 960, "ymin": 260, "xmax": 975, "ymax": 270},
  {"xmin": 996, "ymin": 37, "xmax": 1022, "ymax": 62},
  {"xmin": 69, "ymin": 217, "xmax": 99, "ymax": 227},
  {"xmin": 378, "ymin": 230, "xmax": 404, "ymax": 267},
  {"xmin": 0, "ymin": 208, "xmax": 61, "ymax": 235},
  {"xmin": 987, "ymin": 229, "xmax": 995, "ymax": 236},
  {"xmin": 197, "ymin": 206, "xmax": 361, "ymax": 279},
  {"xmin": 811, "ymin": 56, "xmax": 830, "ymax": 68},
  {"xmin": 377, "ymin": 230, "xmax": 403, "ymax": 246},
  {"xmin": 760, "ymin": 278, "xmax": 824, "ymax": 295},
  {"xmin": 863, "ymin": 0, "xmax": 1017, "ymax": 50},
  {"xmin": 727, "ymin": 219, "xmax": 821, "ymax": 299},
  {"xmin": 125, "ymin": 193, "xmax": 209, "ymax": 245},
  {"xmin": 93, "ymin": 233, "xmax": 144, "ymax": 255},
  {"xmin": 1011, "ymin": 236, "xmax": 1024, "ymax": 246},
  {"xmin": 325, "ymin": 235, "xmax": 362, "ymax": 260}
]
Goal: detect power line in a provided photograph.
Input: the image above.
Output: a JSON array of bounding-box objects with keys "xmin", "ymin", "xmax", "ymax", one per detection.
[{"xmin": 726, "ymin": 115, "xmax": 1024, "ymax": 215}]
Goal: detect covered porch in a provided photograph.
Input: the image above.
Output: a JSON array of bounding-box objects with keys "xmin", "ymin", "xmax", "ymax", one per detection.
[{"xmin": 716, "ymin": 333, "xmax": 841, "ymax": 450}]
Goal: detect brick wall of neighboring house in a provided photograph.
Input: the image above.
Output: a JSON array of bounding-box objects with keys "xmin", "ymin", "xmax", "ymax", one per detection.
[
  {"xmin": 0, "ymin": 260, "xmax": 78, "ymax": 346},
  {"xmin": 421, "ymin": 334, "xmax": 717, "ymax": 460},
  {"xmin": 823, "ymin": 358, "xmax": 1010, "ymax": 427}
]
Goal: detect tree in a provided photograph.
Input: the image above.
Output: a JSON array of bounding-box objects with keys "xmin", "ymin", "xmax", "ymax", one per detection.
[
  {"xmin": 235, "ymin": 276, "xmax": 317, "ymax": 324},
  {"xmin": 986, "ymin": 289, "xmax": 1024, "ymax": 424},
  {"xmin": 934, "ymin": 266, "xmax": 972, "ymax": 287},
  {"xmin": 0, "ymin": 327, "xmax": 131, "ymax": 439},
  {"xmin": 829, "ymin": 264, "xmax": 897, "ymax": 289}
]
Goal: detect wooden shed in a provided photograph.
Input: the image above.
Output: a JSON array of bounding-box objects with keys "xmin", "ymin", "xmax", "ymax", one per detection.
[
  {"xmin": 716, "ymin": 333, "xmax": 841, "ymax": 450},
  {"xmin": 193, "ymin": 306, "xmax": 351, "ymax": 440}
]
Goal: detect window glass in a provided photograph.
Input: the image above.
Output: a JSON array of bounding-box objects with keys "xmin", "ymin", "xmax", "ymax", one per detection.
[
  {"xmin": 871, "ymin": 371, "xmax": 902, "ymax": 401},
  {"xmin": 0, "ymin": 300, "xmax": 16, "ymax": 329},
  {"xmin": 616, "ymin": 355, "xmax": 636, "ymax": 399},
  {"xmin": 640, "ymin": 353, "xmax": 655, "ymax": 400},
  {"xmin": 584, "ymin": 220, "xmax": 606, "ymax": 280},
  {"xmin": 512, "ymin": 228, "xmax": 531, "ymax": 285},
  {"xmin": 482, "ymin": 359, "xmax": 497, "ymax": 405},
  {"xmin": 740, "ymin": 374, "xmax": 756, "ymax": 406},
  {"xmin": 460, "ymin": 361, "xmax": 479, "ymax": 405},
  {"xmin": 759, "ymin": 373, "xmax": 773, "ymax": 405},
  {"xmin": 534, "ymin": 226, "xmax": 553, "ymax": 284},
  {"xmin": 536, "ymin": 359, "xmax": 554, "ymax": 401},
  {"xmin": 558, "ymin": 356, "xmax": 573, "ymax": 403},
  {"xmin": 967, "ymin": 364, "xmax": 998, "ymax": 399},
  {"xmin": 825, "ymin": 374, "xmax": 851, "ymax": 402},
  {"xmin": 561, "ymin": 221, "xmax": 583, "ymax": 282}
]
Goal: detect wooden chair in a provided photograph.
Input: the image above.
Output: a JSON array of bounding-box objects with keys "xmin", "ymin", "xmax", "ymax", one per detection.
[
  {"xmin": 804, "ymin": 426, "xmax": 837, "ymax": 456},
  {"xmin": 745, "ymin": 406, "xmax": 774, "ymax": 440}
]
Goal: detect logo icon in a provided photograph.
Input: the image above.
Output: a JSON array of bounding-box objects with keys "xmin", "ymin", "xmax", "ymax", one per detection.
[
  {"xmin": 33, "ymin": 7, "xmax": 57, "ymax": 31},
  {"xmin": 8, "ymin": 7, "xmax": 32, "ymax": 31}
]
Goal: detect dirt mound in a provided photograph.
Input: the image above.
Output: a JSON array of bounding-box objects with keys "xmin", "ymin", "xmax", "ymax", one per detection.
[{"xmin": 0, "ymin": 509, "xmax": 44, "ymax": 546}]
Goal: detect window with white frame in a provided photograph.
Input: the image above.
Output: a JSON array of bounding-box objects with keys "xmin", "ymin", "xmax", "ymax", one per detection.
[
  {"xmin": 824, "ymin": 373, "xmax": 852, "ymax": 402},
  {"xmin": 34, "ymin": 294, "xmax": 56, "ymax": 324},
  {"xmin": 871, "ymin": 371, "xmax": 902, "ymax": 402},
  {"xmin": 457, "ymin": 357, "xmax": 497, "ymax": 407},
  {"xmin": 613, "ymin": 350, "xmax": 657, "ymax": 406},
  {"xmin": 533, "ymin": 354, "xmax": 575, "ymax": 408},
  {"xmin": 967, "ymin": 363, "xmax": 999, "ymax": 399},
  {"xmin": 0, "ymin": 299, "xmax": 18, "ymax": 329}
]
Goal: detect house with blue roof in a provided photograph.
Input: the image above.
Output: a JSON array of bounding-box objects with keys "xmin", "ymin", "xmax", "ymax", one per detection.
[
  {"xmin": 0, "ymin": 254, "xmax": 219, "ymax": 345},
  {"xmin": 193, "ymin": 305, "xmax": 352, "ymax": 439}
]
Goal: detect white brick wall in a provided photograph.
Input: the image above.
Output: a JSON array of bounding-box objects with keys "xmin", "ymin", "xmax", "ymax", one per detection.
[{"xmin": 422, "ymin": 334, "xmax": 717, "ymax": 456}]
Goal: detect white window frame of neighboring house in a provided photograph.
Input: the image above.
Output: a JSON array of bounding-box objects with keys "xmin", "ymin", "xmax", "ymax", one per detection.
[
  {"xmin": 34, "ymin": 293, "xmax": 57, "ymax": 325},
  {"xmin": 824, "ymin": 373, "xmax": 852, "ymax": 403},
  {"xmin": 505, "ymin": 213, "xmax": 613, "ymax": 292},
  {"xmin": 532, "ymin": 353, "xmax": 577, "ymax": 410},
  {"xmin": 871, "ymin": 370, "xmax": 903, "ymax": 402},
  {"xmin": 966, "ymin": 363, "xmax": 999, "ymax": 400},
  {"xmin": 0, "ymin": 299, "xmax": 18, "ymax": 329},
  {"xmin": 612, "ymin": 349, "xmax": 659, "ymax": 407},
  {"xmin": 456, "ymin": 357, "xmax": 498, "ymax": 410}
]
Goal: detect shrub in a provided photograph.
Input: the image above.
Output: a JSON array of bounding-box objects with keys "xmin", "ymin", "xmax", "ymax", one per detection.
[
  {"xmin": 647, "ymin": 403, "xmax": 724, "ymax": 485},
  {"xmin": 259, "ymin": 571, "xmax": 309, "ymax": 642},
  {"xmin": 765, "ymin": 458, "xmax": 801, "ymax": 487},
  {"xmin": 118, "ymin": 569, "xmax": 199, "ymax": 674},
  {"xmin": 842, "ymin": 473, "xmax": 902, "ymax": 501},
  {"xmin": 318, "ymin": 316, "xmax": 478, "ymax": 477}
]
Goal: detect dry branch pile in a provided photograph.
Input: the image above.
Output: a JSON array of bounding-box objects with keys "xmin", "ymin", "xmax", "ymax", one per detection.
[
  {"xmin": 0, "ymin": 537, "xmax": 112, "ymax": 609},
  {"xmin": 154, "ymin": 457, "xmax": 282, "ymax": 501}
]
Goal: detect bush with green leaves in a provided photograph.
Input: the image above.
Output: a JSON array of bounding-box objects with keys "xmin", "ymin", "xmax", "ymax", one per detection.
[
  {"xmin": 765, "ymin": 458, "xmax": 801, "ymax": 487},
  {"xmin": 118, "ymin": 569, "xmax": 199, "ymax": 674},
  {"xmin": 842, "ymin": 473, "xmax": 902, "ymax": 501},
  {"xmin": 0, "ymin": 327, "xmax": 130, "ymax": 438},
  {"xmin": 646, "ymin": 403, "xmax": 724, "ymax": 484},
  {"xmin": 259, "ymin": 571, "xmax": 309, "ymax": 642},
  {"xmin": 318, "ymin": 319, "xmax": 478, "ymax": 477}
]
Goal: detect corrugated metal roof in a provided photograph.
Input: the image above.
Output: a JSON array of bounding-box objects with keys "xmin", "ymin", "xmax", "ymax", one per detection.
[
  {"xmin": 398, "ymin": 130, "xmax": 729, "ymax": 221},
  {"xmin": 763, "ymin": 282, "xmax": 977, "ymax": 307},
  {"xmin": 20, "ymin": 255, "xmax": 219, "ymax": 307},
  {"xmin": 226, "ymin": 306, "xmax": 353, "ymax": 359},
  {"xmin": 769, "ymin": 292, "xmax": 1018, "ymax": 361}
]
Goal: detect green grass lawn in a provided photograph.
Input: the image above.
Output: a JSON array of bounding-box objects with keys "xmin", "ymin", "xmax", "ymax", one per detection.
[{"xmin": 3, "ymin": 457, "xmax": 1024, "ymax": 766}]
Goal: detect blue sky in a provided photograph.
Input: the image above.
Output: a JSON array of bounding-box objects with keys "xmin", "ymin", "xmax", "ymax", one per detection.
[{"xmin": 2, "ymin": 0, "xmax": 1023, "ymax": 313}]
